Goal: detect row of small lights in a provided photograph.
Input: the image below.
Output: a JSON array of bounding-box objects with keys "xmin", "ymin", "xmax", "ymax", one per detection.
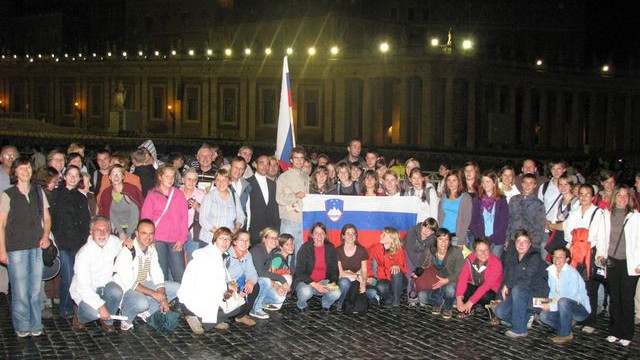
[{"xmin": 0, "ymin": 41, "xmax": 613, "ymax": 73}]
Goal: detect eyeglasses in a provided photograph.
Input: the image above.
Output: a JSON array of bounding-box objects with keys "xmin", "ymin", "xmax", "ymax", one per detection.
[{"xmin": 2, "ymin": 154, "xmax": 15, "ymax": 159}]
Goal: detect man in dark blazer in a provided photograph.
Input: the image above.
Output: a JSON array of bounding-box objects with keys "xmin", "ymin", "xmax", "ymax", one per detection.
[{"xmin": 247, "ymin": 155, "xmax": 280, "ymax": 246}]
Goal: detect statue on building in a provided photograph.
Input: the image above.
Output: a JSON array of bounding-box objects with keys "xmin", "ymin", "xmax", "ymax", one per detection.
[{"xmin": 112, "ymin": 82, "xmax": 127, "ymax": 111}]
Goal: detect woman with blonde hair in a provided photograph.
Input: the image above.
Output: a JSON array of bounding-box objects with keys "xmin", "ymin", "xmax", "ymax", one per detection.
[{"xmin": 366, "ymin": 227, "xmax": 408, "ymax": 307}]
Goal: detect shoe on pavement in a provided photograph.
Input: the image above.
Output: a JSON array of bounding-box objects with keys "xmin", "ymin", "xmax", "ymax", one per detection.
[
  {"xmin": 505, "ymin": 330, "xmax": 527, "ymax": 339},
  {"xmin": 185, "ymin": 315, "xmax": 204, "ymax": 335},
  {"xmin": 72, "ymin": 315, "xmax": 86, "ymax": 330},
  {"xmin": 619, "ymin": 339, "xmax": 631, "ymax": 347},
  {"xmin": 431, "ymin": 304, "xmax": 443, "ymax": 315},
  {"xmin": 16, "ymin": 331, "xmax": 30, "ymax": 338},
  {"xmin": 100, "ymin": 320, "xmax": 116, "ymax": 334},
  {"xmin": 30, "ymin": 330, "xmax": 43, "ymax": 337},
  {"xmin": 263, "ymin": 304, "xmax": 281, "ymax": 311},
  {"xmin": 137, "ymin": 311, "xmax": 151, "ymax": 323},
  {"xmin": 120, "ymin": 322, "xmax": 134, "ymax": 331},
  {"xmin": 250, "ymin": 310, "xmax": 270, "ymax": 320},
  {"xmin": 581, "ymin": 326, "xmax": 595, "ymax": 334},
  {"xmin": 527, "ymin": 315, "xmax": 535, "ymax": 329},
  {"xmin": 235, "ymin": 315, "xmax": 256, "ymax": 326},
  {"xmin": 214, "ymin": 322, "xmax": 229, "ymax": 330},
  {"xmin": 442, "ymin": 310, "xmax": 453, "ymax": 319},
  {"xmin": 606, "ymin": 335, "xmax": 619, "ymax": 343},
  {"xmin": 550, "ymin": 332, "xmax": 574, "ymax": 344}
]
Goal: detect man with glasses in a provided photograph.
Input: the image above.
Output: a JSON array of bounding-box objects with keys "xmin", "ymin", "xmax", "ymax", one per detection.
[{"xmin": 69, "ymin": 216, "xmax": 128, "ymax": 333}]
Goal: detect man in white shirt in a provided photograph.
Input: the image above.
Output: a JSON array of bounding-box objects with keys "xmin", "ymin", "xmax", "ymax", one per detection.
[
  {"xmin": 112, "ymin": 219, "xmax": 179, "ymax": 331},
  {"xmin": 228, "ymin": 157, "xmax": 251, "ymax": 225},
  {"xmin": 69, "ymin": 216, "xmax": 126, "ymax": 333},
  {"xmin": 247, "ymin": 155, "xmax": 279, "ymax": 245},
  {"xmin": 539, "ymin": 160, "xmax": 567, "ymax": 223}
]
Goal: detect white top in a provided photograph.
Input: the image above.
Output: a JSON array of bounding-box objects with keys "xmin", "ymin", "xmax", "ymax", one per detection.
[
  {"xmin": 69, "ymin": 235, "xmax": 123, "ymax": 310},
  {"xmin": 112, "ymin": 240, "xmax": 165, "ymax": 292},
  {"xmin": 563, "ymin": 204, "xmax": 606, "ymax": 248},
  {"xmin": 538, "ymin": 179, "xmax": 561, "ymax": 221},
  {"xmin": 178, "ymin": 244, "xmax": 227, "ymax": 323},
  {"xmin": 499, "ymin": 182, "xmax": 520, "ymax": 204},
  {"xmin": 596, "ymin": 210, "xmax": 640, "ymax": 276}
]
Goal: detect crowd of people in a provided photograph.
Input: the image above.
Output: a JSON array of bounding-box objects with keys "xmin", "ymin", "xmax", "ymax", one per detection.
[{"xmin": 0, "ymin": 139, "xmax": 639, "ymax": 347}]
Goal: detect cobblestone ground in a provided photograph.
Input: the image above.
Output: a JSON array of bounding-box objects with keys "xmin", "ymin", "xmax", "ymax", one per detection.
[{"xmin": 1, "ymin": 294, "xmax": 638, "ymax": 360}]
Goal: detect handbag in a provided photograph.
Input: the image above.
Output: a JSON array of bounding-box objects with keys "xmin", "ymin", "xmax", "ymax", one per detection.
[
  {"xmin": 42, "ymin": 241, "xmax": 58, "ymax": 266},
  {"xmin": 414, "ymin": 265, "xmax": 439, "ymax": 292},
  {"xmin": 146, "ymin": 310, "xmax": 180, "ymax": 332},
  {"xmin": 220, "ymin": 264, "xmax": 246, "ymax": 314},
  {"xmin": 189, "ymin": 210, "xmax": 202, "ymax": 240}
]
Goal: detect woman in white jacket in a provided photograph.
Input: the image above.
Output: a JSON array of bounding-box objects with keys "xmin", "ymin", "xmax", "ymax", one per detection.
[
  {"xmin": 562, "ymin": 184, "xmax": 606, "ymax": 334},
  {"xmin": 595, "ymin": 184, "xmax": 640, "ymax": 347},
  {"xmin": 178, "ymin": 227, "xmax": 240, "ymax": 334}
]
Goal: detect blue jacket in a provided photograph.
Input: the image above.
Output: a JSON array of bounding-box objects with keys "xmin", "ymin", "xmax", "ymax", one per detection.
[
  {"xmin": 502, "ymin": 247, "xmax": 549, "ymax": 297},
  {"xmin": 225, "ymin": 248, "xmax": 258, "ymax": 285},
  {"xmin": 546, "ymin": 263, "xmax": 591, "ymax": 313}
]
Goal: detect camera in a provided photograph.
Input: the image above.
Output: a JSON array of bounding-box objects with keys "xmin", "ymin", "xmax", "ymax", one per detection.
[{"xmin": 413, "ymin": 267, "xmax": 424, "ymax": 277}]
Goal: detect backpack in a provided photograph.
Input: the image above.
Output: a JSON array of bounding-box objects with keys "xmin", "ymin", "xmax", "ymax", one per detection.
[
  {"xmin": 342, "ymin": 280, "xmax": 368, "ymax": 316},
  {"xmin": 569, "ymin": 210, "xmax": 598, "ymax": 280}
]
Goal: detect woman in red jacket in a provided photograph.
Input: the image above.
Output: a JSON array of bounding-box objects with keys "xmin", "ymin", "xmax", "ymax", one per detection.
[
  {"xmin": 455, "ymin": 238, "xmax": 504, "ymax": 319},
  {"xmin": 366, "ymin": 227, "xmax": 408, "ymax": 307}
]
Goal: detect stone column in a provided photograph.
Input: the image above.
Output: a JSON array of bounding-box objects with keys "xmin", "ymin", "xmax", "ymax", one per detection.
[
  {"xmin": 140, "ymin": 76, "xmax": 148, "ymax": 134},
  {"xmin": 443, "ymin": 77, "xmax": 454, "ymax": 147},
  {"xmin": 605, "ymin": 93, "xmax": 615, "ymax": 151},
  {"xmin": 372, "ymin": 78, "xmax": 384, "ymax": 145},
  {"xmin": 397, "ymin": 77, "xmax": 408, "ymax": 144},
  {"xmin": 568, "ymin": 91, "xmax": 580, "ymax": 149},
  {"xmin": 466, "ymin": 80, "xmax": 476, "ymax": 149},
  {"xmin": 209, "ymin": 77, "xmax": 218, "ymax": 137},
  {"xmin": 521, "ymin": 87, "xmax": 533, "ymax": 147},
  {"xmin": 247, "ymin": 78, "xmax": 257, "ymax": 140},
  {"xmin": 623, "ymin": 94, "xmax": 633, "ymax": 151},
  {"xmin": 334, "ymin": 77, "xmax": 346, "ymax": 143},
  {"xmin": 420, "ymin": 74, "xmax": 433, "ymax": 148},
  {"xmin": 323, "ymin": 78, "xmax": 334, "ymax": 143},
  {"xmin": 239, "ymin": 78, "xmax": 248, "ymax": 139},
  {"xmin": 538, "ymin": 90, "xmax": 549, "ymax": 149},
  {"xmin": 550, "ymin": 91, "xmax": 564, "ymax": 149},
  {"xmin": 361, "ymin": 77, "xmax": 373, "ymax": 145},
  {"xmin": 201, "ymin": 78, "xmax": 209, "ymax": 137}
]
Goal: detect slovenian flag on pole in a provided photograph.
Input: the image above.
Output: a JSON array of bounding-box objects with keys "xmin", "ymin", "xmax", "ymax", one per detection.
[{"xmin": 275, "ymin": 56, "xmax": 295, "ymax": 171}]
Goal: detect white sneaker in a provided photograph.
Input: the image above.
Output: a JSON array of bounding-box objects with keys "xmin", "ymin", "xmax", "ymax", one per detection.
[
  {"xmin": 527, "ymin": 315, "xmax": 535, "ymax": 329},
  {"xmin": 606, "ymin": 335, "xmax": 619, "ymax": 343},
  {"xmin": 581, "ymin": 326, "xmax": 595, "ymax": 334},
  {"xmin": 619, "ymin": 339, "xmax": 631, "ymax": 347},
  {"xmin": 120, "ymin": 322, "xmax": 133, "ymax": 331},
  {"xmin": 185, "ymin": 315, "xmax": 204, "ymax": 335},
  {"xmin": 137, "ymin": 311, "xmax": 151, "ymax": 323},
  {"xmin": 250, "ymin": 310, "xmax": 270, "ymax": 320}
]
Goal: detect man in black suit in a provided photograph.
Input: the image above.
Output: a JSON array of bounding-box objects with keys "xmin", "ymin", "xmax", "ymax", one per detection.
[{"xmin": 247, "ymin": 155, "xmax": 280, "ymax": 246}]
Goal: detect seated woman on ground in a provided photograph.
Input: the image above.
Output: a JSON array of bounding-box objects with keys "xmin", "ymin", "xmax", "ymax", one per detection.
[
  {"xmin": 367, "ymin": 227, "xmax": 408, "ymax": 307},
  {"xmin": 250, "ymin": 227, "xmax": 289, "ymax": 318},
  {"xmin": 335, "ymin": 224, "xmax": 369, "ymax": 308},
  {"xmin": 455, "ymin": 238, "xmax": 504, "ymax": 320},
  {"xmin": 415, "ymin": 229, "xmax": 464, "ymax": 319}
]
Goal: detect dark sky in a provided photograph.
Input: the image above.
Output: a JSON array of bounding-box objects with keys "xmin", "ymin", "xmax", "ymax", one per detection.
[{"xmin": 584, "ymin": 1, "xmax": 640, "ymax": 66}]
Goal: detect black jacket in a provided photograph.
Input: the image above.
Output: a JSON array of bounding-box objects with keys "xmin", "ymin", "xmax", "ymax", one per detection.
[
  {"xmin": 246, "ymin": 175, "xmax": 279, "ymax": 246},
  {"xmin": 293, "ymin": 240, "xmax": 338, "ymax": 288},
  {"xmin": 50, "ymin": 186, "xmax": 91, "ymax": 252},
  {"xmin": 502, "ymin": 247, "xmax": 549, "ymax": 297}
]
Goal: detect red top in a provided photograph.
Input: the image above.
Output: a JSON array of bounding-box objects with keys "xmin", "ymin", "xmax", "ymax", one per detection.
[
  {"xmin": 310, "ymin": 245, "xmax": 327, "ymax": 282},
  {"xmin": 367, "ymin": 243, "xmax": 408, "ymax": 281}
]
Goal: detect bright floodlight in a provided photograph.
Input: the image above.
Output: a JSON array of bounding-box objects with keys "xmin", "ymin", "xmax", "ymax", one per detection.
[
  {"xmin": 602, "ymin": 65, "xmax": 610, "ymax": 72},
  {"xmin": 122, "ymin": 51, "xmax": 127, "ymax": 57},
  {"xmin": 462, "ymin": 39, "xmax": 473, "ymax": 50},
  {"xmin": 536, "ymin": 59, "xmax": 543, "ymax": 66},
  {"xmin": 307, "ymin": 47, "xmax": 316, "ymax": 55},
  {"xmin": 138, "ymin": 51, "xmax": 143, "ymax": 56},
  {"xmin": 244, "ymin": 48, "xmax": 251, "ymax": 55},
  {"xmin": 206, "ymin": 49, "xmax": 213, "ymax": 56},
  {"xmin": 265, "ymin": 48, "xmax": 272, "ymax": 55},
  {"xmin": 154, "ymin": 51, "xmax": 160, "ymax": 56},
  {"xmin": 224, "ymin": 48, "xmax": 232, "ymax": 56},
  {"xmin": 379, "ymin": 42, "xmax": 389, "ymax": 53},
  {"xmin": 188, "ymin": 49, "xmax": 194, "ymax": 56},
  {"xmin": 107, "ymin": 52, "xmax": 112, "ymax": 57},
  {"xmin": 286, "ymin": 47, "xmax": 293, "ymax": 55},
  {"xmin": 92, "ymin": 53, "xmax": 96, "ymax": 57},
  {"xmin": 330, "ymin": 46, "xmax": 339, "ymax": 55},
  {"xmin": 430, "ymin": 38, "xmax": 439, "ymax": 47}
]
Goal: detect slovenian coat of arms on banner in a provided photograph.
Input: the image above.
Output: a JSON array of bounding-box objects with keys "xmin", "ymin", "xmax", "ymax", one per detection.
[{"xmin": 324, "ymin": 198, "xmax": 344, "ymax": 222}]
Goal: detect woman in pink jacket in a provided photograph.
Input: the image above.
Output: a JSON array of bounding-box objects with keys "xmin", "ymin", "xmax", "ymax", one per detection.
[
  {"xmin": 455, "ymin": 238, "xmax": 504, "ymax": 319},
  {"xmin": 141, "ymin": 165, "xmax": 188, "ymax": 282}
]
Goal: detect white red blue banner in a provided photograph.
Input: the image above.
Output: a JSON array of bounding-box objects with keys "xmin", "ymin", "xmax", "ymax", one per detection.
[
  {"xmin": 302, "ymin": 195, "xmax": 419, "ymax": 249},
  {"xmin": 275, "ymin": 56, "xmax": 295, "ymax": 171}
]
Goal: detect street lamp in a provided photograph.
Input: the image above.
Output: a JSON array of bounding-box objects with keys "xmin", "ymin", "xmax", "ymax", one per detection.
[
  {"xmin": 188, "ymin": 49, "xmax": 194, "ymax": 56},
  {"xmin": 379, "ymin": 42, "xmax": 390, "ymax": 53},
  {"xmin": 286, "ymin": 47, "xmax": 293, "ymax": 55},
  {"xmin": 224, "ymin": 48, "xmax": 232, "ymax": 57},
  {"xmin": 244, "ymin": 48, "xmax": 252, "ymax": 56},
  {"xmin": 265, "ymin": 48, "xmax": 272, "ymax": 55},
  {"xmin": 330, "ymin": 46, "xmax": 339, "ymax": 55},
  {"xmin": 307, "ymin": 47, "xmax": 316, "ymax": 56},
  {"xmin": 462, "ymin": 39, "xmax": 473, "ymax": 50},
  {"xmin": 430, "ymin": 38, "xmax": 440, "ymax": 47}
]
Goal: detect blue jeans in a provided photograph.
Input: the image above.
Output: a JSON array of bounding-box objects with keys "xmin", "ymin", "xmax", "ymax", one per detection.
[
  {"xmin": 495, "ymin": 286, "xmax": 532, "ymax": 334},
  {"xmin": 7, "ymin": 248, "xmax": 43, "ymax": 333},
  {"xmin": 120, "ymin": 281, "xmax": 179, "ymax": 324},
  {"xmin": 337, "ymin": 277, "xmax": 355, "ymax": 307},
  {"xmin": 296, "ymin": 279, "xmax": 341, "ymax": 309},
  {"xmin": 540, "ymin": 297, "xmax": 590, "ymax": 337},
  {"xmin": 76, "ymin": 281, "xmax": 123, "ymax": 325},
  {"xmin": 418, "ymin": 282, "xmax": 457, "ymax": 310},
  {"xmin": 490, "ymin": 243, "xmax": 504, "ymax": 260},
  {"xmin": 280, "ymin": 219, "xmax": 303, "ymax": 254},
  {"xmin": 253, "ymin": 277, "xmax": 286, "ymax": 313},
  {"xmin": 184, "ymin": 234, "xmax": 201, "ymax": 263},
  {"xmin": 366, "ymin": 273, "xmax": 407, "ymax": 306},
  {"xmin": 154, "ymin": 241, "xmax": 185, "ymax": 283},
  {"xmin": 58, "ymin": 249, "xmax": 76, "ymax": 317}
]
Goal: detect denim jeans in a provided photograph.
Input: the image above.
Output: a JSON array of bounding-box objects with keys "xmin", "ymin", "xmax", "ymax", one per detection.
[
  {"xmin": 280, "ymin": 219, "xmax": 303, "ymax": 254},
  {"xmin": 253, "ymin": 277, "xmax": 286, "ymax": 313},
  {"xmin": 184, "ymin": 234, "xmax": 201, "ymax": 263},
  {"xmin": 296, "ymin": 279, "xmax": 341, "ymax": 309},
  {"xmin": 7, "ymin": 248, "xmax": 43, "ymax": 333},
  {"xmin": 154, "ymin": 241, "xmax": 185, "ymax": 283},
  {"xmin": 366, "ymin": 273, "xmax": 407, "ymax": 306},
  {"xmin": 490, "ymin": 243, "xmax": 504, "ymax": 260},
  {"xmin": 539, "ymin": 297, "xmax": 590, "ymax": 337},
  {"xmin": 495, "ymin": 285, "xmax": 532, "ymax": 334},
  {"xmin": 418, "ymin": 282, "xmax": 457, "ymax": 310},
  {"xmin": 120, "ymin": 280, "xmax": 179, "ymax": 324},
  {"xmin": 337, "ymin": 277, "xmax": 355, "ymax": 307},
  {"xmin": 76, "ymin": 281, "xmax": 123, "ymax": 325},
  {"xmin": 58, "ymin": 249, "xmax": 76, "ymax": 317}
]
